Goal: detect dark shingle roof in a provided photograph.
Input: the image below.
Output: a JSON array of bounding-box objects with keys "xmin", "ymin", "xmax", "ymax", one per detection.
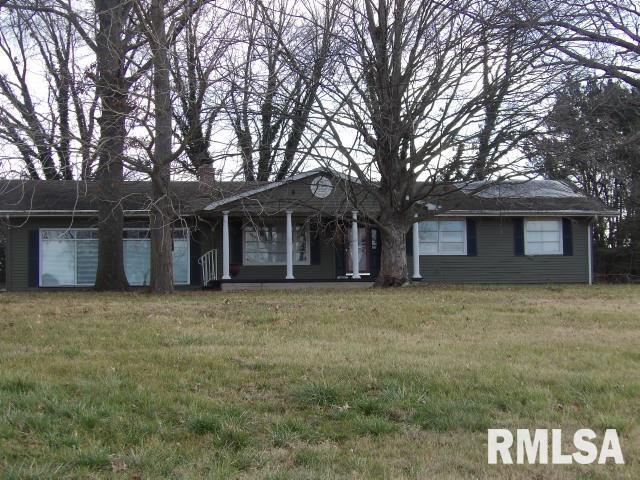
[
  {"xmin": 0, "ymin": 176, "xmax": 616, "ymax": 217},
  {"xmin": 430, "ymin": 180, "xmax": 614, "ymax": 215},
  {"xmin": 0, "ymin": 179, "xmax": 259, "ymax": 215}
]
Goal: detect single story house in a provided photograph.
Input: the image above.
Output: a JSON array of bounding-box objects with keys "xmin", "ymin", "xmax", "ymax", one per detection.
[{"xmin": 0, "ymin": 168, "xmax": 617, "ymax": 290}]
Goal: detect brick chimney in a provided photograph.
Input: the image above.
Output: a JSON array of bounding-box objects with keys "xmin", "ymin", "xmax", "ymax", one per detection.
[{"xmin": 197, "ymin": 163, "xmax": 216, "ymax": 194}]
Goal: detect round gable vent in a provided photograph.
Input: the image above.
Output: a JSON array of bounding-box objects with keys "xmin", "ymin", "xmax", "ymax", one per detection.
[{"xmin": 310, "ymin": 176, "xmax": 333, "ymax": 198}]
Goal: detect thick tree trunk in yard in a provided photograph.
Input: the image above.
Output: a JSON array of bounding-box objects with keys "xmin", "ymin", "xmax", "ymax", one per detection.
[
  {"xmin": 376, "ymin": 216, "xmax": 409, "ymax": 287},
  {"xmin": 148, "ymin": 0, "xmax": 174, "ymax": 294},
  {"xmin": 94, "ymin": 0, "xmax": 130, "ymax": 291},
  {"xmin": 149, "ymin": 176, "xmax": 174, "ymax": 294}
]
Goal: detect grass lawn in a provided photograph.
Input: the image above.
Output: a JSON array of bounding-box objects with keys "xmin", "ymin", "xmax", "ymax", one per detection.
[{"xmin": 0, "ymin": 285, "xmax": 639, "ymax": 479}]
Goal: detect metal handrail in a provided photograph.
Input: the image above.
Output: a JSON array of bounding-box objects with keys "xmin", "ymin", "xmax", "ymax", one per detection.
[{"xmin": 197, "ymin": 249, "xmax": 218, "ymax": 287}]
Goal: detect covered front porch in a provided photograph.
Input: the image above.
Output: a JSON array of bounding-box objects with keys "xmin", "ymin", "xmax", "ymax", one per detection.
[
  {"xmin": 195, "ymin": 210, "xmax": 424, "ymax": 288},
  {"xmin": 192, "ymin": 169, "xmax": 422, "ymax": 287}
]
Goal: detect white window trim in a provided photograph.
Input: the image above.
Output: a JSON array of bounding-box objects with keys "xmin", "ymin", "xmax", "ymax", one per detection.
[
  {"xmin": 39, "ymin": 228, "xmax": 98, "ymax": 287},
  {"xmin": 39, "ymin": 227, "xmax": 190, "ymax": 287},
  {"xmin": 418, "ymin": 219, "xmax": 467, "ymax": 256},
  {"xmin": 243, "ymin": 222, "xmax": 311, "ymax": 266},
  {"xmin": 524, "ymin": 218, "xmax": 563, "ymax": 256}
]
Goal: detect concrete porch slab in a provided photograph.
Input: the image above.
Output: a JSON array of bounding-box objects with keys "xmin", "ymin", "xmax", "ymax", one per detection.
[{"xmin": 221, "ymin": 281, "xmax": 374, "ymax": 291}]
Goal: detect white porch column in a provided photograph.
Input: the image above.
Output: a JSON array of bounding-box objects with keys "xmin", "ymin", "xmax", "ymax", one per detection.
[
  {"xmin": 285, "ymin": 210, "xmax": 294, "ymax": 280},
  {"xmin": 222, "ymin": 211, "xmax": 230, "ymax": 280},
  {"xmin": 412, "ymin": 221, "xmax": 422, "ymax": 280},
  {"xmin": 588, "ymin": 218, "xmax": 594, "ymax": 285},
  {"xmin": 351, "ymin": 210, "xmax": 360, "ymax": 279}
]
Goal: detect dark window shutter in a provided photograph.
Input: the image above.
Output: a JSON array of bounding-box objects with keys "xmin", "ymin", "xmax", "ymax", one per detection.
[
  {"xmin": 405, "ymin": 227, "xmax": 413, "ymax": 255},
  {"xmin": 562, "ymin": 218, "xmax": 573, "ymax": 256},
  {"xmin": 28, "ymin": 230, "xmax": 39, "ymax": 287},
  {"xmin": 310, "ymin": 227, "xmax": 321, "ymax": 265},
  {"xmin": 334, "ymin": 224, "xmax": 346, "ymax": 276},
  {"xmin": 189, "ymin": 230, "xmax": 201, "ymax": 285},
  {"xmin": 466, "ymin": 218, "xmax": 477, "ymax": 256},
  {"xmin": 370, "ymin": 228, "xmax": 381, "ymax": 277},
  {"xmin": 230, "ymin": 218, "xmax": 243, "ymax": 264},
  {"xmin": 513, "ymin": 218, "xmax": 524, "ymax": 256}
]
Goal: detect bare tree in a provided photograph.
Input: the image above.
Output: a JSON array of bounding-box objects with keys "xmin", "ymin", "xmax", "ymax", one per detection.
[
  {"xmin": 5, "ymin": 0, "xmax": 145, "ymax": 290},
  {"xmin": 225, "ymin": 0, "xmax": 337, "ymax": 181},
  {"xmin": 127, "ymin": 0, "xmax": 176, "ymax": 293},
  {"xmin": 311, "ymin": 0, "xmax": 542, "ymax": 286},
  {"xmin": 128, "ymin": 0, "xmax": 210, "ymax": 293},
  {"xmin": 92, "ymin": 0, "xmax": 137, "ymax": 291},
  {"xmin": 461, "ymin": 1, "xmax": 560, "ymax": 181},
  {"xmin": 0, "ymin": 4, "xmax": 100, "ymax": 180},
  {"xmin": 0, "ymin": 9, "xmax": 64, "ymax": 179},
  {"xmin": 171, "ymin": 0, "xmax": 230, "ymax": 172},
  {"xmin": 525, "ymin": 0, "xmax": 640, "ymax": 89}
]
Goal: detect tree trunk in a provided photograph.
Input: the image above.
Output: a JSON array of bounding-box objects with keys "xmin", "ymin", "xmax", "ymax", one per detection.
[
  {"xmin": 93, "ymin": 0, "xmax": 130, "ymax": 291},
  {"xmin": 148, "ymin": 0, "xmax": 174, "ymax": 293},
  {"xmin": 149, "ymin": 176, "xmax": 174, "ymax": 293},
  {"xmin": 375, "ymin": 215, "xmax": 409, "ymax": 287}
]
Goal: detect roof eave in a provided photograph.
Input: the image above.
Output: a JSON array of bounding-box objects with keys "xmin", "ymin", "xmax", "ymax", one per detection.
[
  {"xmin": 436, "ymin": 209, "xmax": 619, "ymax": 217},
  {"xmin": 0, "ymin": 209, "xmax": 189, "ymax": 217}
]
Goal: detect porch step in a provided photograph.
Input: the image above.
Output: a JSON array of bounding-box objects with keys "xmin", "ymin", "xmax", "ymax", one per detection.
[
  {"xmin": 220, "ymin": 281, "xmax": 374, "ymax": 291},
  {"xmin": 202, "ymin": 280, "xmax": 222, "ymax": 291}
]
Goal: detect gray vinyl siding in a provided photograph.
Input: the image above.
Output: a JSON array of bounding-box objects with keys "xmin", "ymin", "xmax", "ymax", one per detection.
[{"xmin": 408, "ymin": 217, "xmax": 590, "ymax": 283}]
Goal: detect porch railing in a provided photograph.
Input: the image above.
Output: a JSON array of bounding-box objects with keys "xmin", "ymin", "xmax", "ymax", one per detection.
[{"xmin": 198, "ymin": 249, "xmax": 218, "ymax": 287}]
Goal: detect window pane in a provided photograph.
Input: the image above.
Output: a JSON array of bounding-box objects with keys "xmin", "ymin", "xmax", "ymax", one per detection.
[
  {"xmin": 124, "ymin": 229, "xmax": 150, "ymax": 239},
  {"xmin": 526, "ymin": 243, "xmax": 541, "ymax": 255},
  {"xmin": 542, "ymin": 241, "xmax": 561, "ymax": 254},
  {"xmin": 172, "ymin": 238, "xmax": 189, "ymax": 284},
  {"xmin": 440, "ymin": 231, "xmax": 464, "ymax": 243},
  {"xmin": 245, "ymin": 229, "xmax": 260, "ymax": 242},
  {"xmin": 272, "ymin": 252, "xmax": 287, "ymax": 263},
  {"xmin": 439, "ymin": 242, "xmax": 465, "ymax": 255},
  {"xmin": 526, "ymin": 221, "xmax": 543, "ymax": 232},
  {"xmin": 76, "ymin": 230, "xmax": 98, "ymax": 240},
  {"xmin": 526, "ymin": 231, "xmax": 543, "ymax": 242},
  {"xmin": 419, "ymin": 221, "xmax": 438, "ymax": 232},
  {"xmin": 124, "ymin": 239, "xmax": 150, "ymax": 286},
  {"xmin": 542, "ymin": 231, "xmax": 560, "ymax": 242},
  {"xmin": 76, "ymin": 240, "xmax": 98, "ymax": 285},
  {"xmin": 440, "ymin": 221, "xmax": 464, "ymax": 231},
  {"xmin": 420, "ymin": 242, "xmax": 438, "ymax": 255},
  {"xmin": 41, "ymin": 239, "xmax": 75, "ymax": 286},
  {"xmin": 419, "ymin": 231, "xmax": 438, "ymax": 243}
]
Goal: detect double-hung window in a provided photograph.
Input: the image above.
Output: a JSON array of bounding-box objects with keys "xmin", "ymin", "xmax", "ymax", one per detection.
[
  {"xmin": 524, "ymin": 219, "xmax": 562, "ymax": 255},
  {"xmin": 243, "ymin": 222, "xmax": 310, "ymax": 265},
  {"xmin": 418, "ymin": 219, "xmax": 466, "ymax": 255}
]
